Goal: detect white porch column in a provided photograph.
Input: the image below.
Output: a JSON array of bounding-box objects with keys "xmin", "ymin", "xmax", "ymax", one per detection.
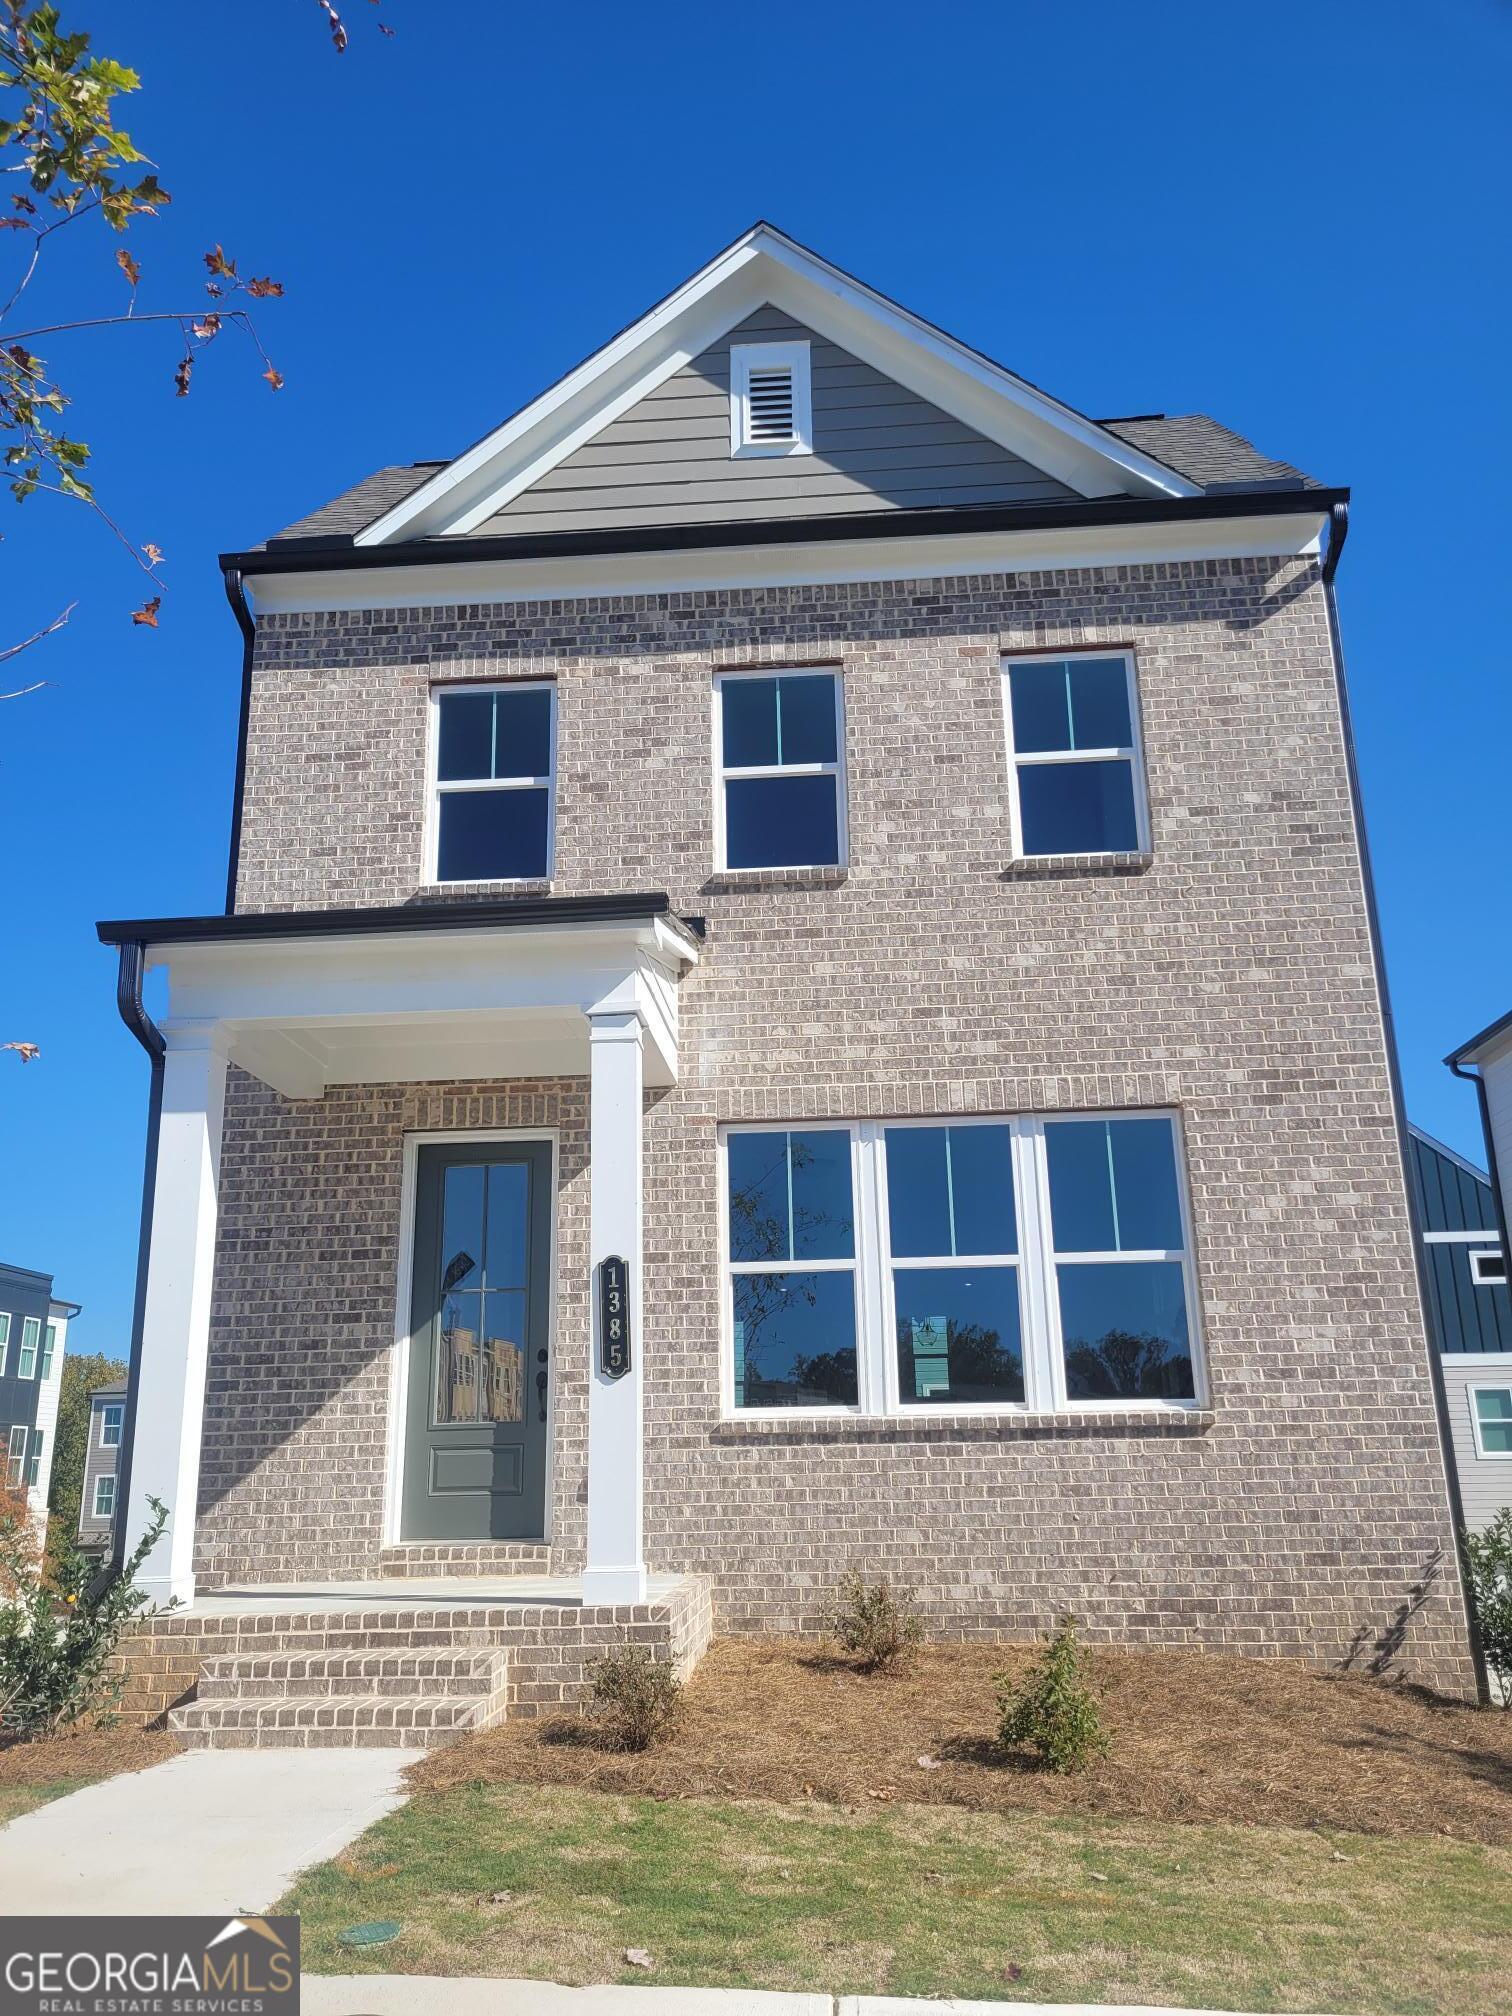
[
  {"xmin": 127, "ymin": 1028, "xmax": 228, "ymax": 1607},
  {"xmin": 583, "ymin": 1005, "xmax": 646, "ymax": 1604}
]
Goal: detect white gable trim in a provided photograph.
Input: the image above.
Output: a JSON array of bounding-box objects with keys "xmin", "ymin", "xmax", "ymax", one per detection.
[
  {"xmin": 357, "ymin": 227, "xmax": 1198, "ymax": 547},
  {"xmin": 253, "ymin": 511, "xmax": 1326, "ymax": 618}
]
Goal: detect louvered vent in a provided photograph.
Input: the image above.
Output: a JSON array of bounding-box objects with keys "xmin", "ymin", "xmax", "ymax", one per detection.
[{"xmin": 746, "ymin": 365, "xmax": 796, "ymax": 443}]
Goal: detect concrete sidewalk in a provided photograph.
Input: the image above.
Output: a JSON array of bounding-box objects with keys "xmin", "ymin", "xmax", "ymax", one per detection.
[
  {"xmin": 0, "ymin": 1749, "xmax": 410, "ymax": 1912},
  {"xmin": 303, "ymin": 1983, "xmax": 1322, "ymax": 2015}
]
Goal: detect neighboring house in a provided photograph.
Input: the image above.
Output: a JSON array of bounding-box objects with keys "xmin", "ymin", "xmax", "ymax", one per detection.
[
  {"xmin": 76, "ymin": 1378, "xmax": 127, "ymax": 1558},
  {"xmin": 0, "ymin": 1263, "xmax": 78, "ymax": 1528},
  {"xmin": 1440, "ymin": 1012, "xmax": 1512, "ymax": 1526},
  {"xmin": 96, "ymin": 225, "xmax": 1476, "ymax": 1701}
]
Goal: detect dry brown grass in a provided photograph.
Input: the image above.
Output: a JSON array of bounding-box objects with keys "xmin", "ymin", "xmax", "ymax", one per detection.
[
  {"xmin": 0, "ymin": 1724, "xmax": 178, "ymax": 1818},
  {"xmin": 414, "ymin": 1635, "xmax": 1512, "ymax": 1845}
]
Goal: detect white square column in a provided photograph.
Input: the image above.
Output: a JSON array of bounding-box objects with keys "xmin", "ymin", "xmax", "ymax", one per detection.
[
  {"xmin": 583, "ymin": 1006, "xmax": 646, "ymax": 1605},
  {"xmin": 127, "ymin": 1029, "xmax": 228, "ymax": 1607}
]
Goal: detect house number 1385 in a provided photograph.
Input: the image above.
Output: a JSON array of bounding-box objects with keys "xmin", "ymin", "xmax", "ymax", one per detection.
[{"xmin": 598, "ymin": 1255, "xmax": 631, "ymax": 1379}]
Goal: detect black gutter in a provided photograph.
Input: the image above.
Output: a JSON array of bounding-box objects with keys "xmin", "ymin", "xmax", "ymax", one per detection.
[
  {"xmin": 221, "ymin": 485, "xmax": 1347, "ymax": 578},
  {"xmin": 1319, "ymin": 500, "xmax": 1485, "ymax": 1697},
  {"xmin": 98, "ymin": 890, "xmax": 706, "ymax": 948},
  {"xmin": 222, "ymin": 566, "xmax": 256, "ymax": 916},
  {"xmin": 1449, "ymin": 1058, "xmax": 1512, "ymax": 1279},
  {"xmin": 104, "ymin": 941, "xmax": 167, "ymax": 1587}
]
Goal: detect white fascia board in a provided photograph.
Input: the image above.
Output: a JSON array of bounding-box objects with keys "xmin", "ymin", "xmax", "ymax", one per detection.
[
  {"xmin": 251, "ymin": 512, "xmax": 1327, "ymax": 619},
  {"xmin": 358, "ymin": 228, "xmax": 1195, "ymax": 544}
]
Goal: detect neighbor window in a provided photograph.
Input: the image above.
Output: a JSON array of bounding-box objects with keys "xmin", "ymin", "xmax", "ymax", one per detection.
[
  {"xmin": 729, "ymin": 341, "xmax": 812, "ymax": 458},
  {"xmin": 40, "ymin": 1323, "xmax": 56, "ymax": 1380},
  {"xmin": 16, "ymin": 1317, "xmax": 39, "ymax": 1380},
  {"xmin": 1002, "ymin": 651, "xmax": 1148, "ymax": 857},
  {"xmin": 93, "ymin": 1473, "xmax": 117, "ymax": 1519},
  {"xmin": 0, "ymin": 1314, "xmax": 8, "ymax": 1378},
  {"xmin": 722, "ymin": 1111, "xmax": 1202, "ymax": 1415},
  {"xmin": 715, "ymin": 669, "xmax": 846, "ymax": 871},
  {"xmin": 1470, "ymin": 1386, "xmax": 1512, "ymax": 1458},
  {"xmin": 1470, "ymin": 1250, "xmax": 1507, "ymax": 1287},
  {"xmin": 5, "ymin": 1426, "xmax": 24, "ymax": 1489},
  {"xmin": 25, "ymin": 1429, "xmax": 42, "ymax": 1489},
  {"xmin": 430, "ymin": 682, "xmax": 555, "ymax": 884},
  {"xmin": 100, "ymin": 1402, "xmax": 124, "ymax": 1449}
]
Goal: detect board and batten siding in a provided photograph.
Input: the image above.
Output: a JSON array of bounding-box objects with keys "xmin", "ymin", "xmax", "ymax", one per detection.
[
  {"xmin": 476, "ymin": 306, "xmax": 1077, "ymax": 535},
  {"xmin": 1441, "ymin": 1357, "xmax": 1512, "ymax": 1531},
  {"xmin": 1481, "ymin": 1038, "xmax": 1512, "ymax": 1237}
]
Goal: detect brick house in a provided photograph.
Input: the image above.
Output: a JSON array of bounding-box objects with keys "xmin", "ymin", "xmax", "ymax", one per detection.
[{"xmin": 99, "ymin": 227, "xmax": 1477, "ymax": 1741}]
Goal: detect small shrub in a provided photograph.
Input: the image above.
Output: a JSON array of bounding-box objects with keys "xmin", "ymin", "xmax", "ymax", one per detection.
[
  {"xmin": 996, "ymin": 1618, "xmax": 1110, "ymax": 1773},
  {"xmin": 586, "ymin": 1647, "xmax": 681, "ymax": 1751},
  {"xmin": 829, "ymin": 1568, "xmax": 924, "ymax": 1673},
  {"xmin": 1462, "ymin": 1509, "xmax": 1512, "ymax": 1707},
  {"xmin": 0, "ymin": 1494, "xmax": 173, "ymax": 1739}
]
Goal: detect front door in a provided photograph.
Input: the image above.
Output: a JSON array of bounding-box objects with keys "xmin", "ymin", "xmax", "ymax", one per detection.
[{"xmin": 402, "ymin": 1140, "xmax": 552, "ymax": 1540}]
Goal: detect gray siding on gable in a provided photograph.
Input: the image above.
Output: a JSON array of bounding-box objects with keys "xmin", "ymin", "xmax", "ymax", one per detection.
[
  {"xmin": 476, "ymin": 306, "xmax": 1076, "ymax": 535},
  {"xmin": 1442, "ymin": 1358, "xmax": 1512, "ymax": 1532},
  {"xmin": 77, "ymin": 1387, "xmax": 123, "ymax": 1549}
]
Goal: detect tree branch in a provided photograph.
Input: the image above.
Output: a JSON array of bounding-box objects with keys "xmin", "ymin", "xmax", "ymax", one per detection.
[{"xmin": 0, "ymin": 600, "xmax": 73, "ymax": 681}]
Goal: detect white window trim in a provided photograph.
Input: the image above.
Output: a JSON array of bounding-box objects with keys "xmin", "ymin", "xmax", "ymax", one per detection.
[
  {"xmin": 93, "ymin": 1473, "xmax": 117, "ymax": 1519},
  {"xmin": 729, "ymin": 340, "xmax": 812, "ymax": 459},
  {"xmin": 425, "ymin": 680, "xmax": 557, "ymax": 887},
  {"xmin": 718, "ymin": 1108, "xmax": 1205, "ymax": 1422},
  {"xmin": 99, "ymin": 1403, "xmax": 124, "ymax": 1449},
  {"xmin": 1468, "ymin": 1382, "xmax": 1512, "ymax": 1460},
  {"xmin": 712, "ymin": 667, "xmax": 848, "ymax": 873},
  {"xmin": 26, "ymin": 1428, "xmax": 42, "ymax": 1489},
  {"xmin": 0, "ymin": 1313, "xmax": 8, "ymax": 1379},
  {"xmin": 40, "ymin": 1323, "xmax": 56, "ymax": 1381},
  {"xmin": 5, "ymin": 1425, "xmax": 25, "ymax": 1488},
  {"xmin": 1000, "ymin": 648, "xmax": 1151, "ymax": 860},
  {"xmin": 16, "ymin": 1315, "xmax": 39, "ymax": 1380},
  {"xmin": 1470, "ymin": 1249, "xmax": 1507, "ymax": 1287}
]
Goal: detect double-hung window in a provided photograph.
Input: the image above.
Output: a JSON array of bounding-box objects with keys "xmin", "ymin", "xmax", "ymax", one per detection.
[
  {"xmin": 430, "ymin": 682, "xmax": 555, "ymax": 884},
  {"xmin": 16, "ymin": 1317, "xmax": 39, "ymax": 1380},
  {"xmin": 100, "ymin": 1402, "xmax": 124, "ymax": 1449},
  {"xmin": 25, "ymin": 1429, "xmax": 42, "ymax": 1489},
  {"xmin": 715, "ymin": 669, "xmax": 846, "ymax": 871},
  {"xmin": 93, "ymin": 1473, "xmax": 117, "ymax": 1519},
  {"xmin": 0, "ymin": 1314, "xmax": 8, "ymax": 1377},
  {"xmin": 1002, "ymin": 651, "xmax": 1149, "ymax": 858},
  {"xmin": 40, "ymin": 1323, "xmax": 56, "ymax": 1381},
  {"xmin": 721, "ymin": 1111, "xmax": 1202, "ymax": 1415},
  {"xmin": 5, "ymin": 1426, "xmax": 25, "ymax": 1489},
  {"xmin": 1470, "ymin": 1386, "xmax": 1512, "ymax": 1458}
]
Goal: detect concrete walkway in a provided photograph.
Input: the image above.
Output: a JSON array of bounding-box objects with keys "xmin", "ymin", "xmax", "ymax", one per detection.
[
  {"xmin": 0, "ymin": 1749, "xmax": 411, "ymax": 1912},
  {"xmin": 303, "ymin": 1987, "xmax": 1315, "ymax": 2016}
]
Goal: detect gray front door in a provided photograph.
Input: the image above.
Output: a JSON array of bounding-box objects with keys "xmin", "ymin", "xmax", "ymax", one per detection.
[{"xmin": 402, "ymin": 1140, "xmax": 552, "ymax": 1540}]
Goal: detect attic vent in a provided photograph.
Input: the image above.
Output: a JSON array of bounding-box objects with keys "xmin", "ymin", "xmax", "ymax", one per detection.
[{"xmin": 730, "ymin": 340, "xmax": 812, "ymax": 459}]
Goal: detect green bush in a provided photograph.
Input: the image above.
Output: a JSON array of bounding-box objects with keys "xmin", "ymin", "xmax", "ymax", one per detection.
[
  {"xmin": 587, "ymin": 1647, "xmax": 682, "ymax": 1751},
  {"xmin": 0, "ymin": 1493, "xmax": 173, "ymax": 1739},
  {"xmin": 996, "ymin": 1618, "xmax": 1110, "ymax": 1773},
  {"xmin": 828, "ymin": 1568, "xmax": 924, "ymax": 1673},
  {"xmin": 1462, "ymin": 1509, "xmax": 1512, "ymax": 1707}
]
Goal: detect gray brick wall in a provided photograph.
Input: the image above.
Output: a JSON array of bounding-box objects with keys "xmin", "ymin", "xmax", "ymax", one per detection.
[{"xmin": 203, "ymin": 555, "xmax": 1476, "ymax": 1691}]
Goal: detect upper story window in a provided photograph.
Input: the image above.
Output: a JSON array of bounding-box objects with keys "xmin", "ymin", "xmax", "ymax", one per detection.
[
  {"xmin": 429, "ymin": 682, "xmax": 556, "ymax": 885},
  {"xmin": 1001, "ymin": 651, "xmax": 1149, "ymax": 859},
  {"xmin": 100, "ymin": 1402, "xmax": 124, "ymax": 1448},
  {"xmin": 16, "ymin": 1316, "xmax": 40, "ymax": 1380},
  {"xmin": 0, "ymin": 1313, "xmax": 8, "ymax": 1378},
  {"xmin": 1470, "ymin": 1385, "xmax": 1512, "ymax": 1458},
  {"xmin": 5, "ymin": 1426, "xmax": 24, "ymax": 1488},
  {"xmin": 93, "ymin": 1473, "xmax": 117, "ymax": 1519},
  {"xmin": 721, "ymin": 1109, "xmax": 1202, "ymax": 1417},
  {"xmin": 729, "ymin": 341, "xmax": 812, "ymax": 458},
  {"xmin": 40, "ymin": 1323, "xmax": 57, "ymax": 1381},
  {"xmin": 1470, "ymin": 1250, "xmax": 1507, "ymax": 1286},
  {"xmin": 714, "ymin": 669, "xmax": 846, "ymax": 872}
]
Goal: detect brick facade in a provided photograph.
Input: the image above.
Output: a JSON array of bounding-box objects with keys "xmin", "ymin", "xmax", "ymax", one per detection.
[{"xmin": 202, "ymin": 554, "xmax": 1476, "ymax": 1692}]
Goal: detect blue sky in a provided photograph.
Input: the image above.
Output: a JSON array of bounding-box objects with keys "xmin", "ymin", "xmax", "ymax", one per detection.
[{"xmin": 2, "ymin": 0, "xmax": 1508, "ymax": 1350}]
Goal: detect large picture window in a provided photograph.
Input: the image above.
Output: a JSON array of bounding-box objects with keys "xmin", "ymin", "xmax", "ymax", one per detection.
[
  {"xmin": 1001, "ymin": 651, "xmax": 1149, "ymax": 858},
  {"xmin": 429, "ymin": 682, "xmax": 556, "ymax": 884},
  {"xmin": 714, "ymin": 669, "xmax": 846, "ymax": 872},
  {"xmin": 722, "ymin": 1112, "xmax": 1202, "ymax": 1416}
]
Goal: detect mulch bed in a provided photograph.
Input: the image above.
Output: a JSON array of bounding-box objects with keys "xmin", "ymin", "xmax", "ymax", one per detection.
[
  {"xmin": 414, "ymin": 1636, "xmax": 1512, "ymax": 1846},
  {"xmin": 0, "ymin": 1725, "xmax": 179, "ymax": 1787}
]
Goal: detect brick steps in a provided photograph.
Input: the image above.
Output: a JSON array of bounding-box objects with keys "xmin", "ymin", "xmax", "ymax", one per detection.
[{"xmin": 169, "ymin": 1645, "xmax": 510, "ymax": 1750}]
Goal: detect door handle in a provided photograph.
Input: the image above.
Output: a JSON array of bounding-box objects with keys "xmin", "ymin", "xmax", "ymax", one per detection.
[{"xmin": 535, "ymin": 1366, "xmax": 548, "ymax": 1423}]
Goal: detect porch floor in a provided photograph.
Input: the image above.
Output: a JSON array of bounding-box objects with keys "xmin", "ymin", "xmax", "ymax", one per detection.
[{"xmin": 184, "ymin": 1573, "xmax": 693, "ymax": 1617}]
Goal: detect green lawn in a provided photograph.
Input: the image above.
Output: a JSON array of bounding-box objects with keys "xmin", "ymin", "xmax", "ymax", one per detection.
[
  {"xmin": 0, "ymin": 1776, "xmax": 101, "ymax": 1826},
  {"xmin": 282, "ymin": 1783, "xmax": 1512, "ymax": 2012}
]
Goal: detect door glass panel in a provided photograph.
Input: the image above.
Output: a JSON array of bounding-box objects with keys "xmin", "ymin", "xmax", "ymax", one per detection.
[
  {"xmin": 440, "ymin": 1164, "xmax": 484, "ymax": 1292},
  {"xmin": 485, "ymin": 1162, "xmax": 529, "ymax": 1288},
  {"xmin": 436, "ymin": 1289, "xmax": 482, "ymax": 1424},
  {"xmin": 480, "ymin": 1290, "xmax": 527, "ymax": 1422}
]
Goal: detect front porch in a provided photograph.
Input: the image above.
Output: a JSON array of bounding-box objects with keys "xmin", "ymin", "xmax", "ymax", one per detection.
[
  {"xmin": 114, "ymin": 1571, "xmax": 715, "ymax": 1747},
  {"xmin": 96, "ymin": 894, "xmax": 703, "ymax": 1616}
]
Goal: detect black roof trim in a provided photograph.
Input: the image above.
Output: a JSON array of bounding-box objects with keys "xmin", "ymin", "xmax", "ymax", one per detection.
[
  {"xmin": 223, "ymin": 487, "xmax": 1347, "ymax": 578},
  {"xmin": 97, "ymin": 892, "xmax": 705, "ymax": 949},
  {"xmin": 1447, "ymin": 1005, "xmax": 1512, "ymax": 1067}
]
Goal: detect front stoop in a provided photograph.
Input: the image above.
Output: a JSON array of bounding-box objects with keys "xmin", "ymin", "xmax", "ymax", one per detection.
[
  {"xmin": 120, "ymin": 1575, "xmax": 716, "ymax": 1744},
  {"xmin": 169, "ymin": 1647, "xmax": 512, "ymax": 1751}
]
